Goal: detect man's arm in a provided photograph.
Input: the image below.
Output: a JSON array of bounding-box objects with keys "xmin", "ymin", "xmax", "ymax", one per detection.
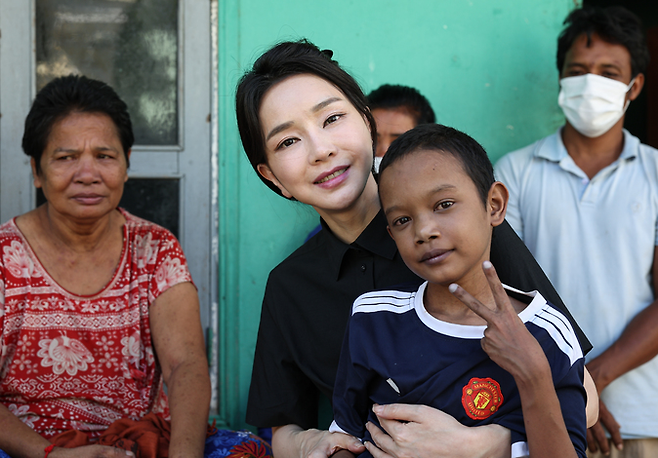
[{"xmin": 585, "ymin": 246, "xmax": 658, "ymax": 453}]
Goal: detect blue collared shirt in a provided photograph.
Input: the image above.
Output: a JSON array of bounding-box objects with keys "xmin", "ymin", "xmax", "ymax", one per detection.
[{"xmin": 495, "ymin": 128, "xmax": 658, "ymax": 438}]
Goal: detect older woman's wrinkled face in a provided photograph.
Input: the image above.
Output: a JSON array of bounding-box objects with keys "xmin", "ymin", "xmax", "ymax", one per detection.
[{"xmin": 33, "ymin": 112, "xmax": 129, "ymax": 223}]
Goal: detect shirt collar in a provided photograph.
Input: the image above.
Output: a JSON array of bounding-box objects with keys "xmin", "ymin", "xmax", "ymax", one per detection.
[
  {"xmin": 535, "ymin": 128, "xmax": 639, "ymax": 163},
  {"xmin": 320, "ymin": 209, "xmax": 399, "ymax": 280}
]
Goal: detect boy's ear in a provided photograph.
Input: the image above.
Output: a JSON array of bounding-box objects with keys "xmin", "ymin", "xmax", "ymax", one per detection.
[
  {"xmin": 256, "ymin": 163, "xmax": 293, "ymax": 199},
  {"xmin": 488, "ymin": 181, "xmax": 508, "ymax": 227}
]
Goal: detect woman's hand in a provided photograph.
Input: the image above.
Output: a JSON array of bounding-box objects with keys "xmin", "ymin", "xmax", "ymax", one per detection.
[
  {"xmin": 271, "ymin": 425, "xmax": 365, "ymax": 458},
  {"xmin": 0, "ymin": 404, "xmax": 135, "ymax": 458},
  {"xmin": 50, "ymin": 445, "xmax": 134, "ymax": 458},
  {"xmin": 365, "ymin": 404, "xmax": 511, "ymax": 458}
]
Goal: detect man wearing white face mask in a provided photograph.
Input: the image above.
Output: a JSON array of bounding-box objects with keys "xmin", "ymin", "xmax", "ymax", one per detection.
[{"xmin": 496, "ymin": 6, "xmax": 656, "ymax": 458}]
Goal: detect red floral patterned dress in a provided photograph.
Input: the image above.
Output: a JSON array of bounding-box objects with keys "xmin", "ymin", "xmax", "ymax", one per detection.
[{"xmin": 0, "ymin": 209, "xmax": 193, "ymax": 438}]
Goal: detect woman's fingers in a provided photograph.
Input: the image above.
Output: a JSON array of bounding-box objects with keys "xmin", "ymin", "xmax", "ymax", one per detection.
[
  {"xmin": 370, "ymin": 404, "xmax": 507, "ymax": 458},
  {"xmin": 311, "ymin": 432, "xmax": 365, "ymax": 458},
  {"xmin": 366, "ymin": 421, "xmax": 398, "ymax": 457},
  {"xmin": 364, "ymin": 439, "xmax": 394, "ymax": 458},
  {"xmin": 372, "ymin": 403, "xmax": 422, "ymax": 423}
]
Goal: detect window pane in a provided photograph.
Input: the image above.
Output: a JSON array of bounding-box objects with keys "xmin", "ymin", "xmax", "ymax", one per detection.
[
  {"xmin": 36, "ymin": 0, "xmax": 179, "ymax": 145},
  {"xmin": 36, "ymin": 178, "xmax": 180, "ymax": 237},
  {"xmin": 119, "ymin": 178, "xmax": 180, "ymax": 237}
]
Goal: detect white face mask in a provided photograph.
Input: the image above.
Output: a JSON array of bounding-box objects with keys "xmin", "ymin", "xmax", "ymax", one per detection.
[
  {"xmin": 558, "ymin": 73, "xmax": 635, "ymax": 138},
  {"xmin": 373, "ymin": 156, "xmax": 383, "ymax": 173}
]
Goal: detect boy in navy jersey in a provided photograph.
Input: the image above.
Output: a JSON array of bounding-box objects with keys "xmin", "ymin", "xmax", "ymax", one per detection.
[{"xmin": 330, "ymin": 124, "xmax": 587, "ymax": 458}]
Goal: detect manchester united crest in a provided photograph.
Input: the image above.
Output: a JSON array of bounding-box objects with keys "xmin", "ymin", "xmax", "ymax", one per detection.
[{"xmin": 461, "ymin": 377, "xmax": 503, "ymax": 420}]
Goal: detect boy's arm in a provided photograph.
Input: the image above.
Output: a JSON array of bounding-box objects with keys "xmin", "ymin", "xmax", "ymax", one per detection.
[
  {"xmin": 513, "ymin": 356, "xmax": 582, "ymax": 458},
  {"xmin": 450, "ymin": 261, "xmax": 582, "ymax": 458}
]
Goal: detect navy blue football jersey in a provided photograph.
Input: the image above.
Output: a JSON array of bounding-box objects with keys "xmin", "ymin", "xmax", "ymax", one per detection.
[{"xmin": 330, "ymin": 282, "xmax": 587, "ymax": 458}]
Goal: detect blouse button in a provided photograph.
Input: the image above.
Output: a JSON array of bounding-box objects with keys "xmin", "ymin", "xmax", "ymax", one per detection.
[{"xmin": 360, "ymin": 264, "xmax": 367, "ymax": 272}]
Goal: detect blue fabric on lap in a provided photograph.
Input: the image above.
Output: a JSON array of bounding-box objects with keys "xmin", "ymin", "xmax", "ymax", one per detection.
[
  {"xmin": 0, "ymin": 430, "xmax": 271, "ymax": 458},
  {"xmin": 204, "ymin": 429, "xmax": 272, "ymax": 458}
]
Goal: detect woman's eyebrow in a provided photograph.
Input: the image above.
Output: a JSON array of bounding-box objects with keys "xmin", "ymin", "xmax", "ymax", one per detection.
[
  {"xmin": 266, "ymin": 121, "xmax": 294, "ymax": 142},
  {"xmin": 312, "ymin": 97, "xmax": 342, "ymax": 113},
  {"xmin": 265, "ymin": 97, "xmax": 344, "ymax": 142}
]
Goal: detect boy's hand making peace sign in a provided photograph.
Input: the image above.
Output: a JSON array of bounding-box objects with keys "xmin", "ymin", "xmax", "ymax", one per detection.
[
  {"xmin": 449, "ymin": 260, "xmax": 579, "ymax": 458},
  {"xmin": 448, "ymin": 260, "xmax": 551, "ymax": 384}
]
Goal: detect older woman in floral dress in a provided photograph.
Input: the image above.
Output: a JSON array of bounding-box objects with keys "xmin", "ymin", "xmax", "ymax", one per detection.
[{"xmin": 0, "ymin": 75, "xmax": 270, "ymax": 458}]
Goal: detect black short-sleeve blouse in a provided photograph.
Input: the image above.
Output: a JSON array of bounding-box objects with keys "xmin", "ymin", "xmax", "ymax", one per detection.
[{"xmin": 245, "ymin": 212, "xmax": 590, "ymax": 429}]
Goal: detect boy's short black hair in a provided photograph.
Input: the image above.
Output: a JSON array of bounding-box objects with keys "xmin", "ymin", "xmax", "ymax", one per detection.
[
  {"xmin": 378, "ymin": 124, "xmax": 494, "ymax": 207},
  {"xmin": 367, "ymin": 84, "xmax": 436, "ymax": 125},
  {"xmin": 557, "ymin": 6, "xmax": 649, "ymax": 77},
  {"xmin": 23, "ymin": 74, "xmax": 133, "ymax": 173}
]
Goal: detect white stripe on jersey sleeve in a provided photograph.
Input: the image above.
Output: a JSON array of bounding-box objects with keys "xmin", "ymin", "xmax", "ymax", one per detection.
[
  {"xmin": 531, "ymin": 304, "xmax": 583, "ymax": 365},
  {"xmin": 509, "ymin": 287, "xmax": 583, "ymax": 366}
]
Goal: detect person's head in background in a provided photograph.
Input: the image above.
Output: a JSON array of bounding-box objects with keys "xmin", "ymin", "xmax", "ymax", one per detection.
[
  {"xmin": 367, "ymin": 84, "xmax": 435, "ymax": 171},
  {"xmin": 556, "ymin": 6, "xmax": 648, "ymax": 139}
]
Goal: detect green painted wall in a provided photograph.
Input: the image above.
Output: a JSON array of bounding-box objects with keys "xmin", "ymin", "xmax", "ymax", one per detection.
[{"xmin": 216, "ymin": 0, "xmax": 577, "ymax": 429}]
